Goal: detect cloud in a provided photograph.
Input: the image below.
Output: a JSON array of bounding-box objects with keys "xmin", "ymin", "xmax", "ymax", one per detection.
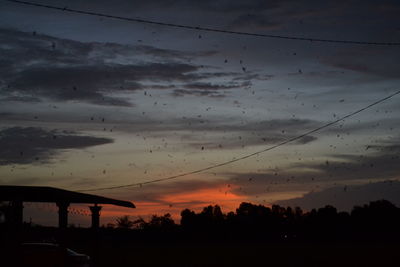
[
  {"xmin": 221, "ymin": 136, "xmax": 400, "ymax": 201},
  {"xmin": 170, "ymin": 81, "xmax": 250, "ymax": 97},
  {"xmin": 0, "ymin": 28, "xmax": 222, "ymax": 106},
  {"xmin": 167, "ymin": 118, "xmax": 317, "ymax": 134},
  {"xmin": 232, "ymin": 73, "xmax": 274, "ymax": 82},
  {"xmin": 162, "ymin": 118, "xmax": 319, "ymax": 149},
  {"xmin": 0, "ymin": 95, "xmax": 41, "ymax": 103},
  {"xmin": 0, "ymin": 127, "xmax": 113, "ymax": 165},
  {"xmin": 290, "ymin": 138, "xmax": 400, "ymax": 183},
  {"xmin": 321, "ymin": 47, "xmax": 400, "ymax": 79},
  {"xmin": 4, "ymin": 63, "xmax": 200, "ymax": 106},
  {"xmin": 185, "ymin": 82, "xmax": 246, "ymax": 90},
  {"xmin": 276, "ymin": 180, "xmax": 400, "ymax": 211},
  {"xmin": 183, "ymin": 133, "xmax": 317, "ymax": 151},
  {"xmin": 1, "ymin": 108, "xmax": 321, "ymax": 150},
  {"xmin": 224, "ymin": 170, "xmax": 316, "ymax": 198},
  {"xmin": 172, "ymin": 89, "xmax": 226, "ymax": 98},
  {"xmin": 135, "ymin": 45, "xmax": 218, "ymax": 60}
]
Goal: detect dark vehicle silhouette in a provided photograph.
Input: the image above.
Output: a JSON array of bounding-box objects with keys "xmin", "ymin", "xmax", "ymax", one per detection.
[{"xmin": 19, "ymin": 243, "xmax": 90, "ymax": 267}]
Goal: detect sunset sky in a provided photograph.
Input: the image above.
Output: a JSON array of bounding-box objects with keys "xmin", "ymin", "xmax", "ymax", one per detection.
[{"xmin": 1, "ymin": 0, "xmax": 400, "ymax": 226}]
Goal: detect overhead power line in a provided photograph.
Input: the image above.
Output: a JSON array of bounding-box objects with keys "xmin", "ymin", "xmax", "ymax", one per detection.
[
  {"xmin": 4, "ymin": 0, "xmax": 400, "ymax": 46},
  {"xmin": 78, "ymin": 90, "xmax": 400, "ymax": 192}
]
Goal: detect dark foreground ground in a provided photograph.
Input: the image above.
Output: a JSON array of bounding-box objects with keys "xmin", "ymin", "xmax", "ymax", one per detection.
[
  {"xmin": 1, "ymin": 227, "xmax": 399, "ymax": 266},
  {"xmin": 93, "ymin": 240, "xmax": 400, "ymax": 266}
]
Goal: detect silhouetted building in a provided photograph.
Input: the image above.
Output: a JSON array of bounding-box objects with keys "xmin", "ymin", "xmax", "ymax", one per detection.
[{"xmin": 0, "ymin": 185, "xmax": 135, "ymax": 228}]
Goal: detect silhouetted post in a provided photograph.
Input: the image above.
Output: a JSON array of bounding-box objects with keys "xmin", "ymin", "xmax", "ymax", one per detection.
[
  {"xmin": 90, "ymin": 204, "xmax": 102, "ymax": 229},
  {"xmin": 10, "ymin": 200, "xmax": 23, "ymax": 228},
  {"xmin": 56, "ymin": 202, "xmax": 69, "ymax": 228}
]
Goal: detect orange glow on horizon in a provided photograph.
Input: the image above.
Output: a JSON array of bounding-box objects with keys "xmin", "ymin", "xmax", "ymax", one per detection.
[{"xmin": 100, "ymin": 185, "xmax": 248, "ymax": 224}]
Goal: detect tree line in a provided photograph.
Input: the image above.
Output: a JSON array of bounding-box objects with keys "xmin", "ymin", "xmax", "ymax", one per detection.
[{"xmin": 113, "ymin": 199, "xmax": 400, "ymax": 241}]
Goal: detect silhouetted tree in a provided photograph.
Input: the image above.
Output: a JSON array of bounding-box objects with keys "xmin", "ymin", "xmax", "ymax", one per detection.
[
  {"xmin": 116, "ymin": 215, "xmax": 134, "ymax": 229},
  {"xmin": 109, "ymin": 199, "xmax": 400, "ymax": 242},
  {"xmin": 295, "ymin": 207, "xmax": 303, "ymax": 218},
  {"xmin": 132, "ymin": 217, "xmax": 148, "ymax": 229},
  {"xmin": 181, "ymin": 209, "xmax": 196, "ymax": 228},
  {"xmin": 352, "ymin": 199, "xmax": 400, "ymax": 233},
  {"xmin": 147, "ymin": 213, "xmax": 175, "ymax": 229}
]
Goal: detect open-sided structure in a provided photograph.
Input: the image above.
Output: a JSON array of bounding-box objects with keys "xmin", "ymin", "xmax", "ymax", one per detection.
[{"xmin": 0, "ymin": 185, "xmax": 135, "ymax": 228}]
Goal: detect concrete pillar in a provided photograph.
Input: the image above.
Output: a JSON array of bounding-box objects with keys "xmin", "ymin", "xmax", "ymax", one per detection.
[
  {"xmin": 56, "ymin": 202, "xmax": 69, "ymax": 229},
  {"xmin": 90, "ymin": 204, "xmax": 102, "ymax": 229}
]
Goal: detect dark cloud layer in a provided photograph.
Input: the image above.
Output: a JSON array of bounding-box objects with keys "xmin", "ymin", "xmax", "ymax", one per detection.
[
  {"xmin": 172, "ymin": 89, "xmax": 226, "ymax": 98},
  {"xmin": 276, "ymin": 180, "xmax": 400, "ymax": 211},
  {"xmin": 5, "ymin": 63, "xmax": 199, "ymax": 106},
  {"xmin": 134, "ymin": 117, "xmax": 319, "ymax": 149},
  {"xmin": 0, "ymin": 127, "xmax": 113, "ymax": 165},
  {"xmin": 0, "ymin": 28, "xmax": 229, "ymax": 106},
  {"xmin": 183, "ymin": 133, "xmax": 317, "ymax": 151},
  {"xmin": 1, "ymin": 108, "xmax": 321, "ymax": 150},
  {"xmin": 171, "ymin": 81, "xmax": 249, "ymax": 97}
]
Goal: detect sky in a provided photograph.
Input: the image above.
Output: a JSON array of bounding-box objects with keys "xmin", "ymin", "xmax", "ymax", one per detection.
[{"xmin": 1, "ymin": 0, "xmax": 400, "ymax": 227}]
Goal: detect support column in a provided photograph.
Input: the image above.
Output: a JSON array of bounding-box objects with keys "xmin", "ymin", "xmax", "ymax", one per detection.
[
  {"xmin": 56, "ymin": 202, "xmax": 69, "ymax": 229},
  {"xmin": 10, "ymin": 200, "xmax": 23, "ymax": 227},
  {"xmin": 90, "ymin": 204, "xmax": 102, "ymax": 229}
]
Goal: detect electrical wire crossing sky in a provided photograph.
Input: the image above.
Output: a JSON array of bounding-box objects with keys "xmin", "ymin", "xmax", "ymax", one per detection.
[
  {"xmin": 3, "ymin": 0, "xmax": 400, "ymax": 46},
  {"xmin": 80, "ymin": 89, "xmax": 400, "ymax": 192}
]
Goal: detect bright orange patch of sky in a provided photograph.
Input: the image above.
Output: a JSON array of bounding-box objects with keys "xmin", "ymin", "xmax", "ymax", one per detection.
[
  {"xmin": 100, "ymin": 185, "xmax": 248, "ymax": 224},
  {"xmin": 23, "ymin": 184, "xmax": 305, "ymax": 227}
]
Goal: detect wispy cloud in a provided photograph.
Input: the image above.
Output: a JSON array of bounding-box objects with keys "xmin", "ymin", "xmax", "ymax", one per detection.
[{"xmin": 0, "ymin": 127, "xmax": 113, "ymax": 165}]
